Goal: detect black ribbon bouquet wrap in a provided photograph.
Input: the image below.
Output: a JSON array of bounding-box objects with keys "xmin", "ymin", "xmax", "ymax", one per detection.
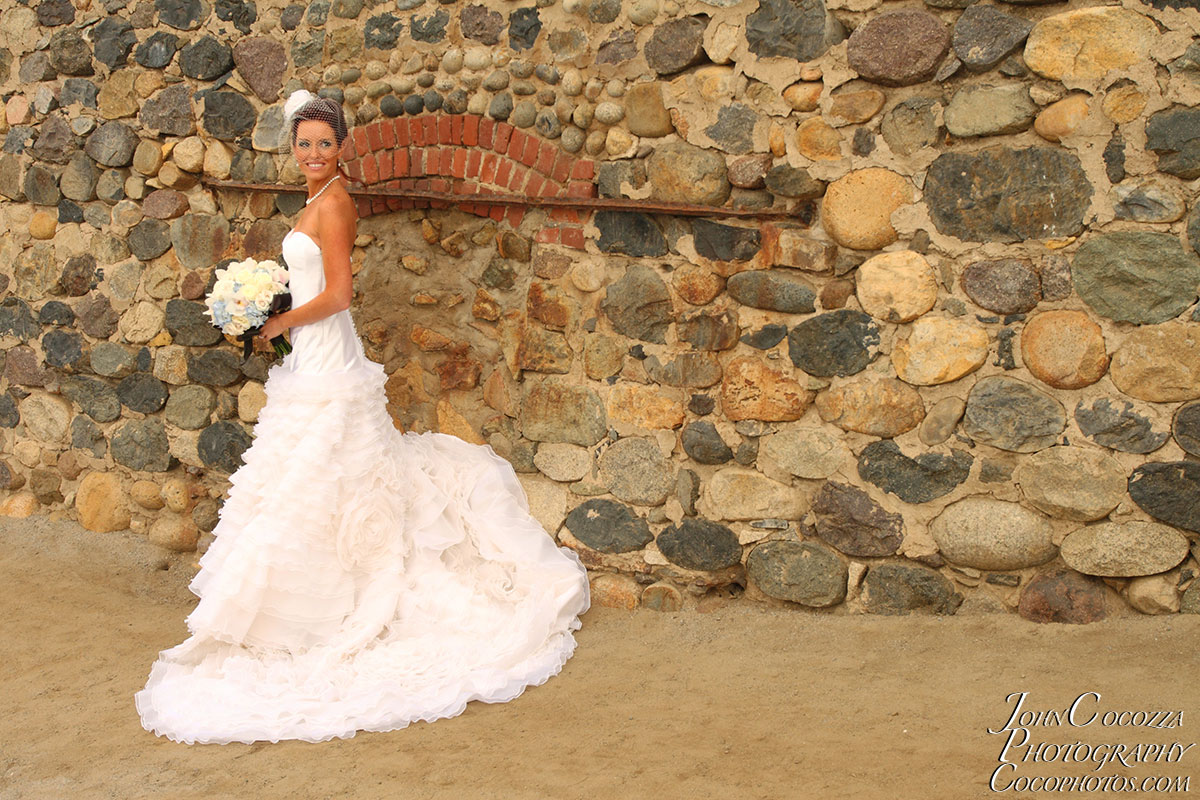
[{"xmin": 239, "ymin": 292, "xmax": 293, "ymax": 360}]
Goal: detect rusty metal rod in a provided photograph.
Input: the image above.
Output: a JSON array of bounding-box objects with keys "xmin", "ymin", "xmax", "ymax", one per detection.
[{"xmin": 203, "ymin": 179, "xmax": 808, "ymax": 220}]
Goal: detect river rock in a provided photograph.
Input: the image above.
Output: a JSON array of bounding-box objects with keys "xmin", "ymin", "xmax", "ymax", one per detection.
[
  {"xmin": 945, "ymin": 85, "xmax": 1036, "ymax": 138},
  {"xmin": 1060, "ymin": 522, "xmax": 1189, "ymax": 578},
  {"xmin": 233, "ymin": 38, "xmax": 286, "ymax": 103},
  {"xmin": 1075, "ymin": 398, "xmax": 1169, "ymax": 455},
  {"xmin": 747, "ymin": 540, "xmax": 846, "ymax": 607},
  {"xmin": 855, "ymin": 251, "xmax": 937, "ymax": 323},
  {"xmin": 111, "ymin": 418, "xmax": 172, "ymax": 472},
  {"xmin": 646, "ymin": 141, "xmax": 730, "ymax": 206},
  {"xmin": 811, "ymin": 481, "xmax": 903, "ymax": 557},
  {"xmin": 787, "ymin": 310, "xmax": 880, "ymax": 378},
  {"xmin": 892, "ymin": 317, "xmax": 988, "ymax": 386},
  {"xmin": 932, "ymin": 496, "xmax": 1056, "ymax": 571},
  {"xmin": 858, "ymin": 441, "xmax": 972, "ymax": 504},
  {"xmin": 60, "ymin": 376, "xmax": 120, "ymax": 423},
  {"xmin": 727, "ymin": 270, "xmax": 815, "ymax": 314},
  {"xmin": 644, "ymin": 353, "xmax": 723, "ymax": 388},
  {"xmin": 84, "ymin": 121, "xmax": 137, "ymax": 167},
  {"xmin": 692, "ymin": 220, "xmax": 761, "ymax": 263},
  {"xmin": 165, "ymin": 384, "xmax": 216, "ymax": 430},
  {"xmin": 1128, "ymin": 461, "xmax": 1200, "ymax": 533},
  {"xmin": 1110, "ymin": 324, "xmax": 1200, "ymax": 402},
  {"xmin": 821, "ymin": 168, "xmax": 911, "ymax": 250},
  {"xmin": 952, "ymin": 5, "xmax": 1032, "ymax": 73},
  {"xmin": 1073, "ymin": 232, "xmax": 1200, "ymax": 325},
  {"xmin": 816, "ymin": 378, "xmax": 924, "ymax": 437},
  {"xmin": 846, "ymin": 10, "xmax": 949, "ymax": 87},
  {"xmin": 862, "ymin": 562, "xmax": 959, "ymax": 615},
  {"xmin": 644, "ymin": 16, "xmax": 707, "ymax": 75},
  {"xmin": 745, "ymin": 0, "xmax": 842, "ymax": 61},
  {"xmin": 704, "ymin": 467, "xmax": 804, "ymax": 521},
  {"xmin": 1024, "ymin": 8, "xmax": 1158, "ymax": 85},
  {"xmin": 1145, "ymin": 108, "xmax": 1200, "ymax": 180},
  {"xmin": 1113, "ymin": 179, "xmax": 1186, "ymax": 224},
  {"xmin": 1018, "ymin": 567, "xmax": 1108, "ymax": 624},
  {"xmin": 117, "ymin": 373, "xmax": 169, "ymax": 414},
  {"xmin": 681, "ymin": 421, "xmax": 733, "ymax": 465},
  {"xmin": 1014, "ymin": 447, "xmax": 1126, "ymax": 522},
  {"xmin": 601, "ymin": 264, "xmax": 672, "ymax": 343},
  {"xmin": 961, "ymin": 258, "xmax": 1040, "ymax": 314},
  {"xmin": 924, "ymin": 147, "xmax": 1091, "ymax": 243},
  {"xmin": 605, "ymin": 384, "xmax": 683, "ymax": 430},
  {"xmin": 1035, "ymin": 94, "xmax": 1091, "ymax": 143},
  {"xmin": 75, "ymin": 472, "xmax": 130, "ymax": 532},
  {"xmin": 48, "ymin": 28, "xmax": 93, "ymax": 76},
  {"xmin": 963, "ymin": 376, "xmax": 1065, "ymax": 452},
  {"xmin": 521, "ymin": 381, "xmax": 607, "ymax": 446},
  {"xmin": 532, "ymin": 442, "xmax": 591, "ymax": 482},
  {"xmin": 758, "ymin": 424, "xmax": 851, "ymax": 481},
  {"xmin": 1016, "ymin": 310, "xmax": 1105, "ymax": 389},
  {"xmin": 720, "ymin": 357, "xmax": 812, "ymax": 422},
  {"xmin": 564, "ymin": 498, "xmax": 653, "ymax": 553},
  {"xmin": 657, "ymin": 519, "xmax": 742, "ymax": 571},
  {"xmin": 140, "ymin": 84, "xmax": 194, "ymax": 137}
]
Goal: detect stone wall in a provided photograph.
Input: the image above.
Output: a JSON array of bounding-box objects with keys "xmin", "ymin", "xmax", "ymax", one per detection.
[{"xmin": 2, "ymin": 0, "xmax": 1200, "ymax": 620}]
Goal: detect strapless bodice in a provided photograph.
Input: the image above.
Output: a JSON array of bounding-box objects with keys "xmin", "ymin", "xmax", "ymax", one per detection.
[{"xmin": 279, "ymin": 229, "xmax": 365, "ymax": 374}]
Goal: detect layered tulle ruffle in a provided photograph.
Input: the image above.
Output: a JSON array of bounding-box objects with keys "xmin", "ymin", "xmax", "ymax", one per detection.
[{"xmin": 135, "ymin": 360, "xmax": 590, "ymax": 744}]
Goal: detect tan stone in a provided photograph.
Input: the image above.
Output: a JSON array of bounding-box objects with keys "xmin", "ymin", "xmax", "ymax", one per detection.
[
  {"xmin": 157, "ymin": 162, "xmax": 197, "ymax": 190},
  {"xmin": 768, "ymin": 123, "xmax": 786, "ymax": 157},
  {"xmin": 721, "ymin": 357, "xmax": 813, "ymax": 422},
  {"xmin": 774, "ymin": 229, "xmax": 837, "ymax": 272},
  {"xmin": 153, "ymin": 345, "xmax": 190, "ymax": 385},
  {"xmin": 606, "ymin": 384, "xmax": 685, "ymax": 430},
  {"xmin": 19, "ymin": 394, "xmax": 71, "ymax": 443},
  {"xmin": 783, "ymin": 82, "xmax": 822, "ymax": 112},
  {"xmin": 6, "ymin": 95, "xmax": 30, "ymax": 126},
  {"xmin": 1021, "ymin": 310, "xmax": 1108, "ymax": 390},
  {"xmin": 436, "ymin": 399, "xmax": 485, "ymax": 445},
  {"xmin": 816, "ymin": 378, "xmax": 925, "ymax": 437},
  {"xmin": 471, "ymin": 289, "xmax": 500, "ymax": 321},
  {"xmin": 14, "ymin": 442, "xmax": 40, "ymax": 469},
  {"xmin": 119, "ymin": 301, "xmax": 165, "ymax": 344},
  {"xmin": 1102, "ymin": 85, "xmax": 1146, "ymax": 124},
  {"xmin": 130, "ymin": 480, "xmax": 165, "ymax": 510},
  {"xmin": 569, "ymin": 259, "xmax": 606, "ymax": 293},
  {"xmin": 1110, "ymin": 324, "xmax": 1200, "ymax": 402},
  {"xmin": 892, "ymin": 317, "xmax": 989, "ymax": 386},
  {"xmin": 29, "ymin": 211, "xmax": 56, "ymax": 240},
  {"xmin": 1034, "ymin": 94, "xmax": 1090, "ymax": 143},
  {"xmin": 1126, "ymin": 573, "xmax": 1180, "ymax": 615},
  {"xmin": 0, "ymin": 492, "xmax": 39, "ymax": 519},
  {"xmin": 237, "ymin": 381, "xmax": 267, "ymax": 423},
  {"xmin": 385, "ymin": 360, "xmax": 433, "ymax": 411},
  {"xmin": 855, "ymin": 250, "xmax": 937, "ymax": 323},
  {"xmin": 134, "ymin": 71, "xmax": 164, "ymax": 99},
  {"xmin": 830, "ymin": 89, "xmax": 886, "ymax": 123},
  {"xmin": 133, "ymin": 140, "xmax": 164, "ymax": 176},
  {"xmin": 673, "ymin": 264, "xmax": 725, "ymax": 305},
  {"xmin": 483, "ymin": 365, "xmax": 518, "ymax": 417},
  {"xmin": 161, "ymin": 477, "xmax": 196, "ymax": 513},
  {"xmin": 795, "ymin": 117, "xmax": 842, "ymax": 161},
  {"xmin": 589, "ymin": 572, "xmax": 642, "ymax": 610},
  {"xmin": 703, "ymin": 467, "xmax": 806, "ymax": 521},
  {"xmin": 821, "ymin": 169, "xmax": 911, "ymax": 251},
  {"xmin": 149, "ymin": 516, "xmax": 199, "ymax": 552},
  {"xmin": 402, "ymin": 255, "xmax": 428, "ymax": 275},
  {"xmin": 1015, "ymin": 446, "xmax": 1126, "ymax": 522},
  {"xmin": 625, "ymin": 82, "xmax": 673, "ymax": 138},
  {"xmin": 172, "ymin": 136, "xmax": 206, "ymax": 173},
  {"xmin": 1024, "ymin": 8, "xmax": 1159, "ymax": 85},
  {"xmin": 76, "ymin": 472, "xmax": 131, "ymax": 533},
  {"xmin": 203, "ymin": 141, "xmax": 232, "ymax": 180},
  {"xmin": 97, "ymin": 70, "xmax": 137, "ymax": 120},
  {"xmin": 584, "ymin": 334, "xmax": 625, "ymax": 380},
  {"xmin": 410, "ymin": 325, "xmax": 454, "ymax": 351},
  {"xmin": 605, "ymin": 128, "xmax": 635, "ymax": 157}
]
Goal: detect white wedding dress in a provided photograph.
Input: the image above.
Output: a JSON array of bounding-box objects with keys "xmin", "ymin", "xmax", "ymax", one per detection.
[{"xmin": 135, "ymin": 229, "xmax": 590, "ymax": 744}]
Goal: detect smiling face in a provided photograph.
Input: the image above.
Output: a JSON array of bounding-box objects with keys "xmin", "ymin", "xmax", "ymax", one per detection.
[{"xmin": 292, "ymin": 119, "xmax": 340, "ymax": 183}]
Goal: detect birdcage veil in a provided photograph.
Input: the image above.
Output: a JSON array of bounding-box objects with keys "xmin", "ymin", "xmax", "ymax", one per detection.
[{"xmin": 281, "ymin": 90, "xmax": 349, "ymax": 155}]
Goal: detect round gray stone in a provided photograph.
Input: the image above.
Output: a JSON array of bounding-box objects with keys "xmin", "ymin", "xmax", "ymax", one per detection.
[
  {"xmin": 1073, "ymin": 231, "xmax": 1200, "ymax": 324},
  {"xmin": 747, "ymin": 540, "xmax": 847, "ymax": 607},
  {"xmin": 598, "ymin": 437, "xmax": 673, "ymax": 506},
  {"xmin": 165, "ymin": 384, "xmax": 216, "ymax": 430},
  {"xmin": 564, "ymin": 498, "xmax": 653, "ymax": 553},
  {"xmin": 1060, "ymin": 522, "xmax": 1189, "ymax": 578},
  {"xmin": 111, "ymin": 417, "xmax": 172, "ymax": 472},
  {"xmin": 656, "ymin": 518, "xmax": 742, "ymax": 571},
  {"xmin": 963, "ymin": 376, "xmax": 1066, "ymax": 453}
]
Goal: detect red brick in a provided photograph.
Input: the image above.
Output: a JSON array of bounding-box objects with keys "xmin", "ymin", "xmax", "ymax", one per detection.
[
  {"xmin": 489, "ymin": 205, "xmax": 506, "ymax": 222},
  {"xmin": 570, "ymin": 160, "xmax": 595, "ymax": 181},
  {"xmin": 479, "ymin": 117, "xmax": 494, "ymax": 149},
  {"xmin": 551, "ymin": 152, "xmax": 572, "ymax": 184},
  {"xmin": 371, "ymin": 197, "xmax": 387, "ymax": 215},
  {"xmin": 340, "ymin": 138, "xmax": 357, "ymax": 161},
  {"xmin": 344, "ymin": 158, "xmax": 364, "ymax": 183},
  {"xmin": 426, "ymin": 146, "xmax": 441, "ymax": 175},
  {"xmin": 352, "ymin": 127, "xmax": 369, "ymax": 155},
  {"xmin": 495, "ymin": 158, "xmax": 513, "ymax": 188},
  {"xmin": 377, "ymin": 150, "xmax": 394, "ymax": 181},
  {"xmin": 394, "ymin": 149, "xmax": 410, "ymax": 178},
  {"xmin": 409, "ymin": 150, "xmax": 424, "ymax": 177},
  {"xmin": 393, "ymin": 118, "xmax": 410, "ymax": 147},
  {"xmin": 355, "ymin": 197, "xmax": 372, "ymax": 218},
  {"xmin": 451, "ymin": 115, "xmax": 464, "ymax": 145},
  {"xmin": 409, "ymin": 118, "xmax": 425, "ymax": 146},
  {"xmin": 549, "ymin": 208, "xmax": 583, "ymax": 224},
  {"xmin": 535, "ymin": 142, "xmax": 556, "ymax": 176},
  {"xmin": 438, "ymin": 115, "xmax": 453, "ymax": 144},
  {"xmin": 525, "ymin": 173, "xmax": 545, "ymax": 197},
  {"xmin": 507, "ymin": 129, "xmax": 528, "ymax": 159},
  {"xmin": 463, "ymin": 115, "xmax": 480, "ymax": 147},
  {"xmin": 521, "ymin": 136, "xmax": 540, "ymax": 167},
  {"xmin": 493, "ymin": 122, "xmax": 513, "ymax": 154},
  {"xmin": 451, "ymin": 148, "xmax": 467, "ymax": 178},
  {"xmin": 453, "ymin": 180, "xmax": 477, "ymax": 195},
  {"xmin": 536, "ymin": 227, "xmax": 561, "ymax": 244},
  {"xmin": 508, "ymin": 165, "xmax": 527, "ymax": 192},
  {"xmin": 467, "ymin": 149, "xmax": 482, "ymax": 179},
  {"xmin": 566, "ymin": 180, "xmax": 597, "ymax": 199},
  {"xmin": 561, "ymin": 226, "xmax": 585, "ymax": 250},
  {"xmin": 422, "ymin": 116, "xmax": 438, "ymax": 146},
  {"xmin": 540, "ymin": 178, "xmax": 562, "ymax": 197},
  {"xmin": 361, "ymin": 153, "xmax": 379, "ymax": 184},
  {"xmin": 387, "ymin": 196, "xmax": 402, "ymax": 212},
  {"xmin": 506, "ymin": 207, "xmax": 525, "ymax": 227},
  {"xmin": 431, "ymin": 177, "xmax": 449, "ymax": 193},
  {"xmin": 480, "ymin": 153, "xmax": 498, "ymax": 184},
  {"xmin": 380, "ymin": 120, "xmax": 395, "ymax": 149},
  {"xmin": 365, "ymin": 122, "xmax": 383, "ymax": 152},
  {"xmin": 415, "ymin": 178, "xmax": 431, "ymax": 191}
]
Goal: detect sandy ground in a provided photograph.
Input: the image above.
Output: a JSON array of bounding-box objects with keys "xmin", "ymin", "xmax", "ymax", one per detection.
[{"xmin": 2, "ymin": 516, "xmax": 1198, "ymax": 800}]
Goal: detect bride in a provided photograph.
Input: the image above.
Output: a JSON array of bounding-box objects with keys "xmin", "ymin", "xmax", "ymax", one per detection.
[{"xmin": 135, "ymin": 91, "xmax": 590, "ymax": 744}]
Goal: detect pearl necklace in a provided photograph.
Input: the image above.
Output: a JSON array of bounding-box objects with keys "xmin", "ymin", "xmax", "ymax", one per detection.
[{"xmin": 305, "ymin": 174, "xmax": 340, "ymax": 205}]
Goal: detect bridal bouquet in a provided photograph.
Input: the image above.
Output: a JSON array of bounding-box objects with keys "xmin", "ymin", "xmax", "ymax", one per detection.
[{"xmin": 204, "ymin": 258, "xmax": 293, "ymax": 358}]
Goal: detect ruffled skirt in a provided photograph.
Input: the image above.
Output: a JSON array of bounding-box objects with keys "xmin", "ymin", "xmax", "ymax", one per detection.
[{"xmin": 135, "ymin": 360, "xmax": 590, "ymax": 744}]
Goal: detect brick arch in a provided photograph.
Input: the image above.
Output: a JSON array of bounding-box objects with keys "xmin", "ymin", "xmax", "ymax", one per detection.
[{"xmin": 340, "ymin": 114, "xmax": 597, "ymax": 250}]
